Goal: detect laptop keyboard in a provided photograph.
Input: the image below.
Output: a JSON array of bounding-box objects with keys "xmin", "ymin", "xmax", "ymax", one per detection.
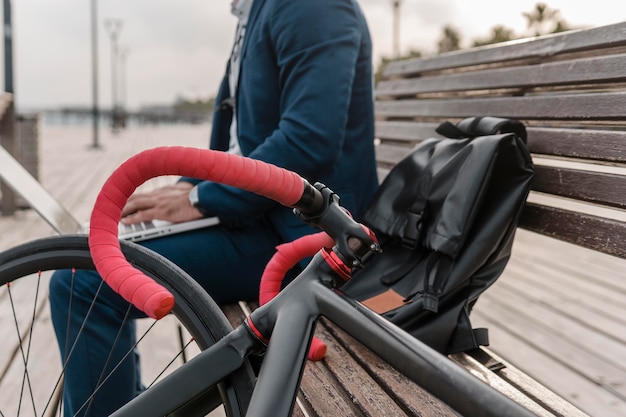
[{"xmin": 118, "ymin": 221, "xmax": 157, "ymax": 235}]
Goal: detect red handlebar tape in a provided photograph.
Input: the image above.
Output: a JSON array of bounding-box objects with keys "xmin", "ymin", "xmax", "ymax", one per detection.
[
  {"xmin": 259, "ymin": 232, "xmax": 334, "ymax": 361},
  {"xmin": 88, "ymin": 147, "xmax": 305, "ymax": 319}
]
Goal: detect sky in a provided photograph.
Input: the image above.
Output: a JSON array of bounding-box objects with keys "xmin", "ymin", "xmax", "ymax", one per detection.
[{"xmin": 7, "ymin": 0, "xmax": 626, "ymax": 111}]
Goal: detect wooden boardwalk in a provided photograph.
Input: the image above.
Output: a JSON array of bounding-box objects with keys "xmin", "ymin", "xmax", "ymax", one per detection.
[{"xmin": 0, "ymin": 123, "xmax": 625, "ymax": 416}]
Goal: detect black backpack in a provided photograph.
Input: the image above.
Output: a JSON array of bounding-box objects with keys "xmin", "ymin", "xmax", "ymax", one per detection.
[{"xmin": 342, "ymin": 117, "xmax": 535, "ymax": 354}]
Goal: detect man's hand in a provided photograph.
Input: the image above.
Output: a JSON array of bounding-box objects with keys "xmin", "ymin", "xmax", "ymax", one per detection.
[{"xmin": 121, "ymin": 182, "xmax": 204, "ymax": 225}]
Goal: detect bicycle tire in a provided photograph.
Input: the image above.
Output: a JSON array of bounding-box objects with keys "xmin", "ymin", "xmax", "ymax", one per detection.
[{"xmin": 0, "ymin": 234, "xmax": 255, "ymax": 417}]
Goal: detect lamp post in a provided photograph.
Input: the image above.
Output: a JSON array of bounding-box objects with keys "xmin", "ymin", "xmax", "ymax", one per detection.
[
  {"xmin": 104, "ymin": 18, "xmax": 123, "ymax": 133},
  {"xmin": 392, "ymin": 0, "xmax": 403, "ymax": 58},
  {"xmin": 118, "ymin": 45, "xmax": 128, "ymax": 128},
  {"xmin": 4, "ymin": 0, "xmax": 14, "ymax": 95},
  {"xmin": 90, "ymin": 0, "xmax": 100, "ymax": 148}
]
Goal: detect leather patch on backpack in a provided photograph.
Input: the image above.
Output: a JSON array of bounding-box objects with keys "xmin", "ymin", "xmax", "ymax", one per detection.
[{"xmin": 361, "ymin": 289, "xmax": 411, "ymax": 314}]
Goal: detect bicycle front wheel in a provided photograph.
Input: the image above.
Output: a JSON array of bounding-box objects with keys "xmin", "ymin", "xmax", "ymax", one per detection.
[{"xmin": 0, "ymin": 234, "xmax": 254, "ymax": 417}]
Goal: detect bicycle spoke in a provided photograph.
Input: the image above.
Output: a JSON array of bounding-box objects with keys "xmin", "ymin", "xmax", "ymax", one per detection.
[
  {"xmin": 81, "ymin": 304, "xmax": 134, "ymax": 417},
  {"xmin": 7, "ymin": 282, "xmax": 38, "ymax": 416},
  {"xmin": 74, "ymin": 320, "xmax": 158, "ymax": 417},
  {"xmin": 147, "ymin": 337, "xmax": 195, "ymax": 389},
  {"xmin": 21, "ymin": 272, "xmax": 43, "ymax": 417}
]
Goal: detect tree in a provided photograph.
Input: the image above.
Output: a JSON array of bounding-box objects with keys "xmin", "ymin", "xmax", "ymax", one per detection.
[
  {"xmin": 523, "ymin": 2, "xmax": 572, "ymax": 36},
  {"xmin": 468, "ymin": 3, "xmax": 574, "ymax": 48},
  {"xmin": 174, "ymin": 97, "xmax": 215, "ymax": 113},
  {"xmin": 438, "ymin": 25, "xmax": 462, "ymax": 53},
  {"xmin": 472, "ymin": 25, "xmax": 516, "ymax": 47},
  {"xmin": 376, "ymin": 2, "xmax": 575, "ymax": 83}
]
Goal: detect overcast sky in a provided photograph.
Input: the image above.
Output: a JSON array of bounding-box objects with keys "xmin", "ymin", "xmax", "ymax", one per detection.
[{"xmin": 8, "ymin": 0, "xmax": 626, "ymax": 110}]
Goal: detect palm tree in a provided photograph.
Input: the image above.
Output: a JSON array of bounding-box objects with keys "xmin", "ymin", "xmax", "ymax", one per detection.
[{"xmin": 523, "ymin": 2, "xmax": 562, "ymax": 36}]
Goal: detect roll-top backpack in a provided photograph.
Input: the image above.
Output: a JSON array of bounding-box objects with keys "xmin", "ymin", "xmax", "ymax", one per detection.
[{"xmin": 342, "ymin": 116, "xmax": 535, "ymax": 354}]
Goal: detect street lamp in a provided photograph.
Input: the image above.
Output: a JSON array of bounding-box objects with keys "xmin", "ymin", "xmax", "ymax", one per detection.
[
  {"xmin": 392, "ymin": 0, "xmax": 403, "ymax": 58},
  {"xmin": 90, "ymin": 0, "xmax": 100, "ymax": 148},
  {"xmin": 118, "ymin": 45, "xmax": 129, "ymax": 128},
  {"xmin": 104, "ymin": 18, "xmax": 123, "ymax": 133},
  {"xmin": 4, "ymin": 0, "xmax": 14, "ymax": 95}
]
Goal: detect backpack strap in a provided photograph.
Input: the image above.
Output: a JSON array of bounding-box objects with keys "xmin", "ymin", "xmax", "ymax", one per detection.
[
  {"xmin": 401, "ymin": 146, "xmax": 439, "ymax": 249},
  {"xmin": 403, "ymin": 251, "xmax": 454, "ymax": 313},
  {"xmin": 447, "ymin": 328, "xmax": 490, "ymax": 353},
  {"xmin": 436, "ymin": 117, "xmax": 527, "ymax": 143}
]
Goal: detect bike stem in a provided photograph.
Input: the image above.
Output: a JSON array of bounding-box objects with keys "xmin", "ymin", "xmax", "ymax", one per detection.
[{"xmin": 295, "ymin": 182, "xmax": 381, "ymax": 272}]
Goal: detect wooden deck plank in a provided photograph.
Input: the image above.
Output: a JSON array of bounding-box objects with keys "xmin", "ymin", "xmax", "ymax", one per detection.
[
  {"xmin": 475, "ymin": 288, "xmax": 626, "ymax": 394},
  {"xmin": 472, "ymin": 308, "xmax": 626, "ymax": 417},
  {"xmin": 500, "ymin": 265, "xmax": 626, "ymax": 344},
  {"xmin": 472, "ymin": 230, "xmax": 626, "ymax": 417}
]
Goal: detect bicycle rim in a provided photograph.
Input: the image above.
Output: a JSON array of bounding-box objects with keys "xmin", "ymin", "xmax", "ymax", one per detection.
[{"xmin": 0, "ymin": 235, "xmax": 254, "ymax": 417}]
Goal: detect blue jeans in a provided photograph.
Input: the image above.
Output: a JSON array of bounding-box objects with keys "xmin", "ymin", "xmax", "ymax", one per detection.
[{"xmin": 49, "ymin": 221, "xmax": 286, "ymax": 417}]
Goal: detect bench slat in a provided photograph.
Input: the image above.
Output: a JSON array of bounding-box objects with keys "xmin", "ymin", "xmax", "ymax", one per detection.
[
  {"xmin": 528, "ymin": 127, "xmax": 626, "ymax": 162},
  {"xmin": 311, "ymin": 324, "xmax": 412, "ymax": 416},
  {"xmin": 520, "ymin": 203, "xmax": 626, "ymax": 258},
  {"xmin": 384, "ymin": 22, "xmax": 626, "ymax": 77},
  {"xmin": 377, "ymin": 123, "xmax": 626, "ymax": 165},
  {"xmin": 376, "ymin": 150, "xmax": 626, "ymax": 210},
  {"xmin": 375, "ymin": 121, "xmax": 442, "ymax": 143},
  {"xmin": 450, "ymin": 352, "xmax": 563, "ymax": 417},
  {"xmin": 298, "ymin": 361, "xmax": 361, "ymax": 417},
  {"xmin": 321, "ymin": 320, "xmax": 458, "ymax": 417},
  {"xmin": 532, "ymin": 166, "xmax": 626, "ymax": 209},
  {"xmin": 466, "ymin": 349, "xmax": 590, "ymax": 417},
  {"xmin": 376, "ymin": 92, "xmax": 626, "ymax": 121},
  {"xmin": 377, "ymin": 53, "xmax": 626, "ymax": 98}
]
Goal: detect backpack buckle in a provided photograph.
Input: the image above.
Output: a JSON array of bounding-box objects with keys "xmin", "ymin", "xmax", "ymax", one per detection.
[
  {"xmin": 422, "ymin": 292, "xmax": 439, "ymax": 313},
  {"xmin": 402, "ymin": 211, "xmax": 424, "ymax": 249}
]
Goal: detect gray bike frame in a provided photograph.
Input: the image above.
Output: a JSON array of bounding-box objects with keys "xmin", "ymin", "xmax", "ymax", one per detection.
[{"xmin": 111, "ymin": 253, "xmax": 537, "ymax": 417}]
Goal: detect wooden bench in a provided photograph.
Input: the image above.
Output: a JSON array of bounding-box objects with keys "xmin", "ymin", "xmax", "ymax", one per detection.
[{"xmin": 223, "ymin": 22, "xmax": 626, "ymax": 417}]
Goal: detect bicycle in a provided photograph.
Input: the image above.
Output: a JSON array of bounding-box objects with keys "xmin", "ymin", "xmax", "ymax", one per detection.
[{"xmin": 0, "ymin": 146, "xmax": 537, "ymax": 417}]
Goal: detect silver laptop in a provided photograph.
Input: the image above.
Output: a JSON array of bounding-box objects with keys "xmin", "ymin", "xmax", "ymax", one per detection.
[{"xmin": 0, "ymin": 145, "xmax": 219, "ymax": 242}]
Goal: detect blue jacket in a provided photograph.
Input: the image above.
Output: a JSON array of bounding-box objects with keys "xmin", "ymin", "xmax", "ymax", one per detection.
[{"xmin": 183, "ymin": 0, "xmax": 378, "ymax": 244}]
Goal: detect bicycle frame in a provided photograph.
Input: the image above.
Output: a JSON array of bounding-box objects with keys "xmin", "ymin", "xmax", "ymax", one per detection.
[
  {"xmin": 85, "ymin": 148, "xmax": 535, "ymax": 417},
  {"xmin": 111, "ymin": 251, "xmax": 537, "ymax": 417}
]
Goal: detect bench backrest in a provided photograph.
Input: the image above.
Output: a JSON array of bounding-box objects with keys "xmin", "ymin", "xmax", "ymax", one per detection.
[{"xmin": 374, "ymin": 22, "xmax": 626, "ymax": 259}]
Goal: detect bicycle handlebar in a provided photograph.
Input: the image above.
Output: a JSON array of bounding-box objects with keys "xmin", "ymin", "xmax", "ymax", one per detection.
[
  {"xmin": 259, "ymin": 231, "xmax": 335, "ymax": 360},
  {"xmin": 89, "ymin": 146, "xmax": 321, "ymax": 319}
]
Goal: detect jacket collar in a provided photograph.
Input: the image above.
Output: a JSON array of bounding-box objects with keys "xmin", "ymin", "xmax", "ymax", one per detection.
[
  {"xmin": 231, "ymin": 0, "xmax": 254, "ymax": 24},
  {"xmin": 239, "ymin": 0, "xmax": 266, "ymax": 62}
]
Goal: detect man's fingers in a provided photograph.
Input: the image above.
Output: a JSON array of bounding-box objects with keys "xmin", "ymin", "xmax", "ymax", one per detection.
[
  {"xmin": 121, "ymin": 194, "xmax": 154, "ymax": 217},
  {"xmin": 121, "ymin": 208, "xmax": 157, "ymax": 225}
]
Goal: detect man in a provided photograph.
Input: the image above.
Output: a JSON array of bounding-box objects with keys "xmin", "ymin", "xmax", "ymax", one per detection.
[{"xmin": 49, "ymin": 0, "xmax": 378, "ymax": 415}]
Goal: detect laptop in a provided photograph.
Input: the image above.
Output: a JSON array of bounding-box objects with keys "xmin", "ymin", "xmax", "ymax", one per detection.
[{"xmin": 0, "ymin": 145, "xmax": 219, "ymax": 242}]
